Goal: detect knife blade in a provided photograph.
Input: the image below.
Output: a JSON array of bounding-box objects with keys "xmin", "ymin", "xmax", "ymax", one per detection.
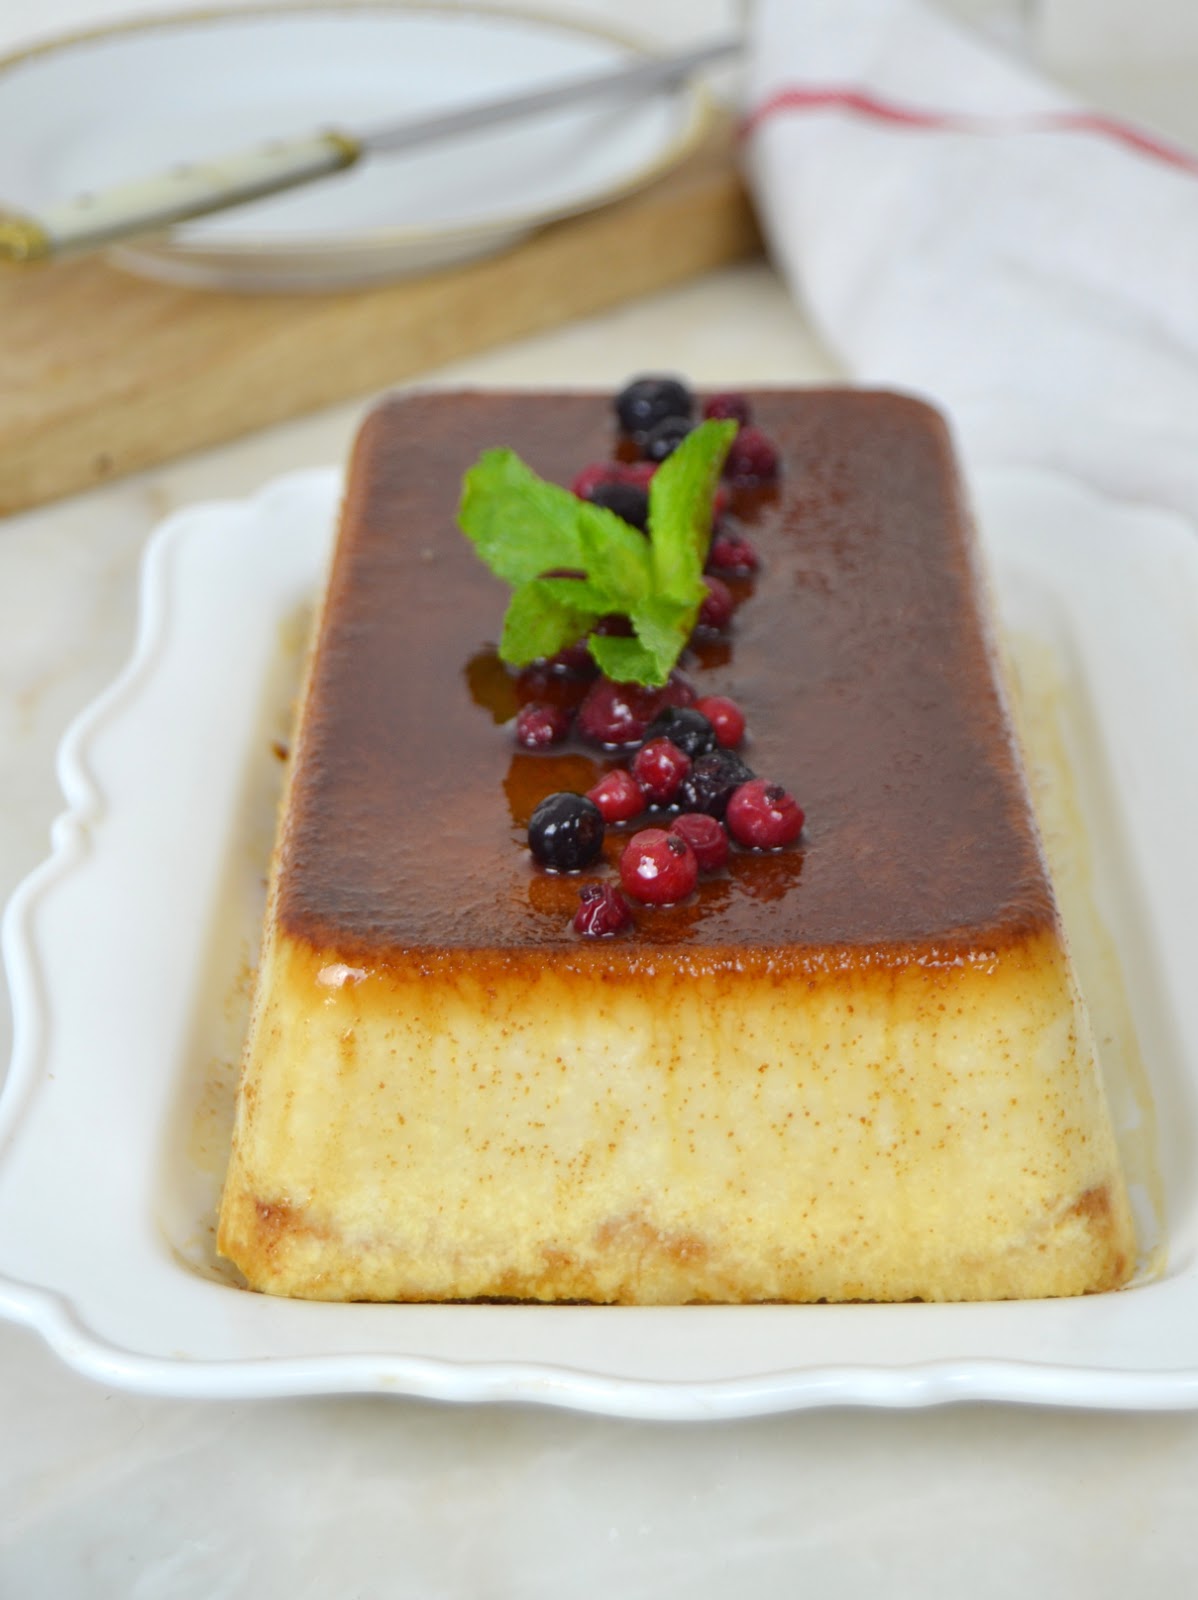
[{"xmin": 0, "ymin": 35, "xmax": 740, "ymax": 263}]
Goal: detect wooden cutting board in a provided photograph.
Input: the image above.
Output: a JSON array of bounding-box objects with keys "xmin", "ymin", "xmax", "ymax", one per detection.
[{"xmin": 0, "ymin": 120, "xmax": 759, "ymax": 517}]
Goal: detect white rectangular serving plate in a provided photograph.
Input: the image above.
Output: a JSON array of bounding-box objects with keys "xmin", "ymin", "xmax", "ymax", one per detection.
[{"xmin": 1, "ymin": 463, "xmax": 1196, "ymax": 1419}]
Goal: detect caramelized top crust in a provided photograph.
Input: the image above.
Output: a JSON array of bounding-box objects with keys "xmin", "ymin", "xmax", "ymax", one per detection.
[{"xmin": 276, "ymin": 389, "xmax": 1055, "ymax": 970}]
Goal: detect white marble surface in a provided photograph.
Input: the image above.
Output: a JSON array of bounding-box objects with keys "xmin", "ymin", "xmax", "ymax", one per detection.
[{"xmin": 5, "ymin": 2, "xmax": 1198, "ymax": 1594}]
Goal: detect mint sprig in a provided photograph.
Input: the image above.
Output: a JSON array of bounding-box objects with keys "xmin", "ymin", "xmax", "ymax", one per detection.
[{"xmin": 457, "ymin": 419, "xmax": 737, "ymax": 687}]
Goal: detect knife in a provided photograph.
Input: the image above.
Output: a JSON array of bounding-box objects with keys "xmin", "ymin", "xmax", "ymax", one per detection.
[{"xmin": 0, "ymin": 35, "xmax": 740, "ymax": 264}]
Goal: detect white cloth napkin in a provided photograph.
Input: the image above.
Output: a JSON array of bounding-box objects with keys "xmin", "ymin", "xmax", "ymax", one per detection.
[{"xmin": 743, "ymin": 0, "xmax": 1198, "ymax": 529}]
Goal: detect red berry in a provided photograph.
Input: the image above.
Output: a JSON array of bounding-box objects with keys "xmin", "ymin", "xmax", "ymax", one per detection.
[
  {"xmin": 703, "ymin": 392, "xmax": 753, "ymax": 426},
  {"xmin": 586, "ymin": 768, "xmax": 645, "ymax": 823},
  {"xmin": 725, "ymin": 779, "xmax": 804, "ymax": 849},
  {"xmin": 632, "ymin": 738, "xmax": 690, "ymax": 805},
  {"xmin": 619, "ymin": 829, "xmax": 698, "ymax": 905},
  {"xmin": 614, "ymin": 461, "xmax": 657, "ymax": 490},
  {"xmin": 665, "ymin": 672, "xmax": 699, "ymax": 709},
  {"xmin": 576, "ymin": 673, "xmax": 695, "ymax": 748},
  {"xmin": 695, "ymin": 695, "xmax": 745, "ymax": 749},
  {"xmin": 669, "ymin": 813, "xmax": 729, "ymax": 872},
  {"xmin": 571, "ymin": 462, "xmax": 616, "ymax": 498},
  {"xmin": 724, "ymin": 426, "xmax": 779, "ymax": 486},
  {"xmin": 711, "ymin": 485, "xmax": 731, "ymax": 520},
  {"xmin": 573, "ymin": 882, "xmax": 634, "ymax": 937},
  {"xmin": 591, "ymin": 613, "xmax": 635, "ymax": 639},
  {"xmin": 515, "ymin": 701, "xmax": 571, "ymax": 748},
  {"xmin": 546, "ymin": 642, "xmax": 597, "ymax": 677},
  {"xmin": 698, "ymin": 576, "xmax": 734, "ymax": 631},
  {"xmin": 707, "ymin": 526, "xmax": 760, "ymax": 575}
]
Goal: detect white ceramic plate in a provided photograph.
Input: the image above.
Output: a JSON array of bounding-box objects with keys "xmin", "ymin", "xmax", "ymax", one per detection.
[
  {"xmin": 1, "ymin": 459, "xmax": 1196, "ymax": 1418},
  {"xmin": 0, "ymin": 4, "xmax": 711, "ymax": 290}
]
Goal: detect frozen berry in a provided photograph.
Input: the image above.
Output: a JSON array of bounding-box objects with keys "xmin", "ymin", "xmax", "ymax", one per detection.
[
  {"xmin": 678, "ymin": 749, "xmax": 756, "ymax": 819},
  {"xmin": 588, "ymin": 481, "xmax": 649, "ymax": 531},
  {"xmin": 632, "ymin": 738, "xmax": 690, "ymax": 805},
  {"xmin": 694, "ymin": 695, "xmax": 745, "ymax": 749},
  {"xmin": 586, "ymin": 768, "xmax": 645, "ymax": 823},
  {"xmin": 725, "ymin": 779, "xmax": 805, "ymax": 849},
  {"xmin": 571, "ymin": 460, "xmax": 655, "ymax": 500},
  {"xmin": 576, "ymin": 673, "xmax": 695, "ymax": 747},
  {"xmin": 615, "ymin": 376, "xmax": 693, "ymax": 438},
  {"xmin": 591, "ymin": 613, "xmax": 634, "ymax": 639},
  {"xmin": 616, "ymin": 460, "xmax": 657, "ymax": 489},
  {"xmin": 619, "ymin": 829, "xmax": 698, "ymax": 905},
  {"xmin": 528, "ymin": 792, "xmax": 605, "ymax": 872},
  {"xmin": 545, "ymin": 642, "xmax": 598, "ymax": 678},
  {"xmin": 697, "ymin": 576, "xmax": 734, "ymax": 631},
  {"xmin": 642, "ymin": 416, "xmax": 692, "ymax": 463},
  {"xmin": 571, "ymin": 461, "xmax": 618, "ymax": 499},
  {"xmin": 703, "ymin": 391, "xmax": 753, "ymax": 426},
  {"xmin": 642, "ymin": 706, "xmax": 717, "ymax": 759},
  {"xmin": 669, "ymin": 813, "xmax": 729, "ymax": 872},
  {"xmin": 573, "ymin": 882, "xmax": 634, "ymax": 937},
  {"xmin": 707, "ymin": 523, "xmax": 760, "ymax": 575},
  {"xmin": 723, "ymin": 426, "xmax": 779, "ymax": 486},
  {"xmin": 515, "ymin": 702, "xmax": 571, "ymax": 749}
]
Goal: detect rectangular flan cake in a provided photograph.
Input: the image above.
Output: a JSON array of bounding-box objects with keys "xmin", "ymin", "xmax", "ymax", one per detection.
[{"xmin": 217, "ymin": 387, "xmax": 1135, "ymax": 1303}]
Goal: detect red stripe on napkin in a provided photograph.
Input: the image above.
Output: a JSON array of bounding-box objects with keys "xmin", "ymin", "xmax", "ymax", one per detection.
[{"xmin": 742, "ymin": 87, "xmax": 1198, "ymax": 177}]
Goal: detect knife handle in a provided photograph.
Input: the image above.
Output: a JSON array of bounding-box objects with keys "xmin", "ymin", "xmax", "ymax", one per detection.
[{"xmin": 0, "ymin": 130, "xmax": 361, "ymax": 263}]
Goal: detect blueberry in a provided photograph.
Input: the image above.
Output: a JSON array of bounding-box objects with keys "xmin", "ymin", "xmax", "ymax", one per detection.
[
  {"xmin": 528, "ymin": 792, "xmax": 605, "ymax": 872},
  {"xmin": 642, "ymin": 706, "xmax": 717, "ymax": 760},
  {"xmin": 588, "ymin": 481, "xmax": 649, "ymax": 531},
  {"xmin": 642, "ymin": 416, "xmax": 693, "ymax": 463},
  {"xmin": 677, "ymin": 749, "xmax": 757, "ymax": 819},
  {"xmin": 614, "ymin": 376, "xmax": 694, "ymax": 438}
]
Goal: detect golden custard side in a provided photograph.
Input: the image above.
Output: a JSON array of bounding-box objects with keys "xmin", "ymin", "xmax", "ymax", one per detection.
[{"xmin": 217, "ymin": 389, "xmax": 1134, "ymax": 1302}]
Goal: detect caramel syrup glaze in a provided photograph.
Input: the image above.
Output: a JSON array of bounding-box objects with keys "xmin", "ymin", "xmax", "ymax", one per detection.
[{"xmin": 276, "ymin": 389, "xmax": 1056, "ymax": 976}]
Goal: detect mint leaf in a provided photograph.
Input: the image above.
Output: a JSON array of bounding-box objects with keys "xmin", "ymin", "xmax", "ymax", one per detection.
[
  {"xmin": 648, "ymin": 419, "xmax": 737, "ymax": 604},
  {"xmin": 627, "ymin": 594, "xmax": 697, "ymax": 684},
  {"xmin": 499, "ymin": 580, "xmax": 593, "ymax": 666},
  {"xmin": 457, "ymin": 418, "xmax": 737, "ymax": 687},
  {"xmin": 573, "ymin": 503, "xmax": 654, "ymax": 607},
  {"xmin": 459, "ymin": 449, "xmax": 587, "ymax": 585},
  {"xmin": 587, "ymin": 633, "xmax": 665, "ymax": 685},
  {"xmin": 460, "ymin": 449, "xmax": 653, "ymax": 602}
]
